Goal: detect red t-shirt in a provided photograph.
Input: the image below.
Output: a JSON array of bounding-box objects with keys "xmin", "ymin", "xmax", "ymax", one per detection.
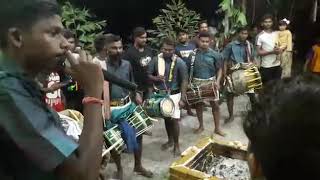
[{"xmin": 45, "ymin": 72, "xmax": 65, "ymax": 112}]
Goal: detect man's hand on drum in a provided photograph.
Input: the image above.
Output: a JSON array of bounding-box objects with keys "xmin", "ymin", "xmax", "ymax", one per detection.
[
  {"xmin": 154, "ymin": 75, "xmax": 165, "ymax": 82},
  {"xmin": 134, "ymin": 92, "xmax": 143, "ymax": 105}
]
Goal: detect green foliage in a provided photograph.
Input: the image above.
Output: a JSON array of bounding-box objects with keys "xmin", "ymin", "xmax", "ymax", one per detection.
[
  {"xmin": 148, "ymin": 0, "xmax": 201, "ymax": 48},
  {"xmin": 61, "ymin": 1, "xmax": 106, "ymax": 52},
  {"xmin": 219, "ymin": 0, "xmax": 247, "ymax": 37}
]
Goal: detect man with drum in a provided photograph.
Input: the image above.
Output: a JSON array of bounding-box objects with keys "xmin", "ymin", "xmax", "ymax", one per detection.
[
  {"xmin": 222, "ymin": 26, "xmax": 257, "ymax": 123},
  {"xmin": 175, "ymin": 29, "xmax": 196, "ymax": 116},
  {"xmin": 189, "ymin": 32, "xmax": 226, "ymax": 136},
  {"xmin": 103, "ymin": 35, "xmax": 153, "ymax": 179},
  {"xmin": 147, "ymin": 38, "xmax": 188, "ymax": 156}
]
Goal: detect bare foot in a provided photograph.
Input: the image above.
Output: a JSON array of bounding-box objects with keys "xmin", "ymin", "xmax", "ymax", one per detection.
[
  {"xmin": 173, "ymin": 146, "xmax": 181, "ymax": 157},
  {"xmin": 161, "ymin": 141, "xmax": 173, "ymax": 151},
  {"xmin": 225, "ymin": 115, "xmax": 234, "ymax": 124},
  {"xmin": 214, "ymin": 129, "xmax": 226, "ymax": 137},
  {"xmin": 193, "ymin": 127, "xmax": 204, "ymax": 134},
  {"xmin": 187, "ymin": 110, "xmax": 196, "ymax": 117},
  {"xmin": 134, "ymin": 167, "xmax": 153, "ymax": 178}
]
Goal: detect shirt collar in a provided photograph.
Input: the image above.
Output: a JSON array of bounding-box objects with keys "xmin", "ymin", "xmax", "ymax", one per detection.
[
  {"xmin": 0, "ymin": 53, "xmax": 26, "ymax": 76},
  {"xmin": 234, "ymin": 40, "xmax": 241, "ymax": 45},
  {"xmin": 234, "ymin": 40, "xmax": 248, "ymax": 46},
  {"xmin": 107, "ymin": 58, "xmax": 122, "ymax": 67}
]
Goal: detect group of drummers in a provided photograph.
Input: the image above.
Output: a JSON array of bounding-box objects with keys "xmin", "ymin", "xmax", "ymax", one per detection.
[
  {"xmin": 0, "ymin": 1, "xmax": 297, "ymax": 179},
  {"xmin": 79, "ymin": 23, "xmax": 263, "ymax": 179}
]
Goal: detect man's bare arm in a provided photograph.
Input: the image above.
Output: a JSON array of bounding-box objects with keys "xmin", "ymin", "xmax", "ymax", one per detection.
[{"xmin": 55, "ymin": 50, "xmax": 104, "ymax": 180}]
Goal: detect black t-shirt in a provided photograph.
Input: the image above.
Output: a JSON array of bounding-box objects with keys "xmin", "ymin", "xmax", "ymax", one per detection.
[
  {"xmin": 123, "ymin": 46, "xmax": 154, "ymax": 90},
  {"xmin": 58, "ymin": 71, "xmax": 84, "ymax": 112}
]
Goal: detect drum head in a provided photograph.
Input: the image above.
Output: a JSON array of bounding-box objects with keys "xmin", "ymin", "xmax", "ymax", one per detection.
[{"xmin": 160, "ymin": 97, "xmax": 175, "ymax": 117}]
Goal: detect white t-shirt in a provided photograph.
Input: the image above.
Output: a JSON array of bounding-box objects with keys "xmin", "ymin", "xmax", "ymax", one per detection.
[
  {"xmin": 256, "ymin": 31, "xmax": 279, "ymax": 68},
  {"xmin": 93, "ymin": 56, "xmax": 107, "ymax": 70}
]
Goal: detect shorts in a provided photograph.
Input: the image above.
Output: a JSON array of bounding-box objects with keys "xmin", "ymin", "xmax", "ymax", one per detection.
[
  {"xmin": 260, "ymin": 66, "xmax": 282, "ymax": 84},
  {"xmin": 169, "ymin": 93, "xmax": 181, "ymax": 119}
]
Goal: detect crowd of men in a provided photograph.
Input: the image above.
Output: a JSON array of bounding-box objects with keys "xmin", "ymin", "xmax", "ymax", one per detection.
[{"xmin": 1, "ymin": 0, "xmax": 320, "ymax": 180}]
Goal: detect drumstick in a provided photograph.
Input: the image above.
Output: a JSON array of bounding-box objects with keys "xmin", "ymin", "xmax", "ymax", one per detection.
[
  {"xmin": 163, "ymin": 81, "xmax": 169, "ymax": 92},
  {"xmin": 102, "ymin": 141, "xmax": 123, "ymax": 156}
]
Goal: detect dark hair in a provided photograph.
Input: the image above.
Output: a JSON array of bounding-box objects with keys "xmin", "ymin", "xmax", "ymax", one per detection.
[
  {"xmin": 198, "ymin": 20, "xmax": 208, "ymax": 27},
  {"xmin": 161, "ymin": 38, "xmax": 175, "ymax": 47},
  {"xmin": 0, "ymin": 0, "xmax": 60, "ymax": 48},
  {"xmin": 62, "ymin": 29, "xmax": 76, "ymax": 40},
  {"xmin": 237, "ymin": 26, "xmax": 250, "ymax": 33},
  {"xmin": 261, "ymin": 14, "xmax": 274, "ymax": 22},
  {"xmin": 105, "ymin": 34, "xmax": 122, "ymax": 47},
  {"xmin": 244, "ymin": 75, "xmax": 320, "ymax": 180},
  {"xmin": 94, "ymin": 34, "xmax": 112, "ymax": 53},
  {"xmin": 198, "ymin": 32, "xmax": 211, "ymax": 39},
  {"xmin": 279, "ymin": 20, "xmax": 288, "ymax": 26},
  {"xmin": 133, "ymin": 27, "xmax": 146, "ymax": 38},
  {"xmin": 177, "ymin": 29, "xmax": 188, "ymax": 35}
]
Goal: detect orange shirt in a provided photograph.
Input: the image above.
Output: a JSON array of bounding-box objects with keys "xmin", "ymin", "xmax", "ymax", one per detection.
[{"xmin": 309, "ymin": 45, "xmax": 320, "ymax": 73}]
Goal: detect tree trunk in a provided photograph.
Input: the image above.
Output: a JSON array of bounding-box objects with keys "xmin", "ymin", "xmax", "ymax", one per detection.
[
  {"xmin": 289, "ymin": 0, "xmax": 296, "ymax": 20},
  {"xmin": 241, "ymin": 0, "xmax": 247, "ymax": 14},
  {"xmin": 251, "ymin": 0, "xmax": 256, "ymax": 24},
  {"xmin": 312, "ymin": 0, "xmax": 318, "ymax": 22}
]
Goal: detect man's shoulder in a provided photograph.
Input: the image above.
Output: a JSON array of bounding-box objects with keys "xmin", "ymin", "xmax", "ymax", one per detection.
[
  {"xmin": 123, "ymin": 46, "xmax": 137, "ymax": 57},
  {"xmin": 258, "ymin": 31, "xmax": 277, "ymax": 39},
  {"xmin": 208, "ymin": 48, "xmax": 221, "ymax": 56},
  {"xmin": 144, "ymin": 46, "xmax": 154, "ymax": 53},
  {"xmin": 121, "ymin": 59, "xmax": 131, "ymax": 66},
  {"xmin": 225, "ymin": 41, "xmax": 238, "ymax": 48},
  {"xmin": 152, "ymin": 54, "xmax": 159, "ymax": 60},
  {"xmin": 175, "ymin": 57, "xmax": 187, "ymax": 70},
  {"xmin": 0, "ymin": 72, "xmax": 24, "ymax": 91},
  {"xmin": 188, "ymin": 42, "xmax": 196, "ymax": 48},
  {"xmin": 257, "ymin": 30, "xmax": 266, "ymax": 36},
  {"xmin": 176, "ymin": 57, "xmax": 185, "ymax": 64}
]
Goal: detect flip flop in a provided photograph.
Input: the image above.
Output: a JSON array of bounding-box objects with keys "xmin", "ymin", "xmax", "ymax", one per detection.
[{"xmin": 134, "ymin": 168, "xmax": 154, "ymax": 178}]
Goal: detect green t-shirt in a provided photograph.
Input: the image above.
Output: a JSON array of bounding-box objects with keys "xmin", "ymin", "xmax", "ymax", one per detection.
[{"xmin": 0, "ymin": 55, "xmax": 78, "ymax": 179}]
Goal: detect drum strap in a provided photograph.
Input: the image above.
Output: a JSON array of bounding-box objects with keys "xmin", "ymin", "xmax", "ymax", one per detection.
[
  {"xmin": 157, "ymin": 53, "xmax": 177, "ymax": 90},
  {"xmin": 168, "ymin": 56, "xmax": 177, "ymax": 83},
  {"xmin": 245, "ymin": 40, "xmax": 253, "ymax": 63},
  {"xmin": 189, "ymin": 49, "xmax": 197, "ymax": 84}
]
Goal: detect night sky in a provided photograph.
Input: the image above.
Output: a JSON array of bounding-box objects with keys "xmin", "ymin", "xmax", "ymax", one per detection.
[
  {"xmin": 74, "ymin": 0, "xmax": 219, "ymax": 38},
  {"xmin": 72, "ymin": 0, "xmax": 320, "ymax": 63}
]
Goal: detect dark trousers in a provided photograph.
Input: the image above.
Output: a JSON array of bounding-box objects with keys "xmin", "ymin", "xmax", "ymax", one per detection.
[{"xmin": 260, "ymin": 66, "xmax": 282, "ymax": 84}]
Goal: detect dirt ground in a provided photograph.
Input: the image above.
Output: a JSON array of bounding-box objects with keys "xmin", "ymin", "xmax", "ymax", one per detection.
[{"xmin": 102, "ymin": 95, "xmax": 250, "ymax": 180}]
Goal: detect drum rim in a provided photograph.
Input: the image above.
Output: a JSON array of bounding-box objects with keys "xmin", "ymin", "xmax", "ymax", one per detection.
[
  {"xmin": 228, "ymin": 66, "xmax": 263, "ymax": 94},
  {"xmin": 160, "ymin": 97, "xmax": 175, "ymax": 117}
]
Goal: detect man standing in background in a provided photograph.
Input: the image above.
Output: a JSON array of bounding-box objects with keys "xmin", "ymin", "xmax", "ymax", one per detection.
[
  {"xmin": 123, "ymin": 27, "xmax": 154, "ymax": 99},
  {"xmin": 256, "ymin": 14, "xmax": 282, "ymax": 84},
  {"xmin": 175, "ymin": 29, "xmax": 196, "ymax": 116}
]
